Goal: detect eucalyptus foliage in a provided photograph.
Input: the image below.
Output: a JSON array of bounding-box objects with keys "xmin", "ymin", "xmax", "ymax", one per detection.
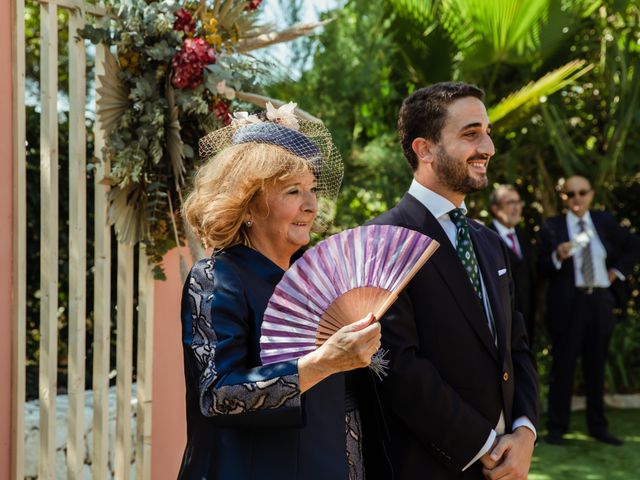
[{"xmin": 79, "ymin": 1, "xmax": 281, "ymax": 277}]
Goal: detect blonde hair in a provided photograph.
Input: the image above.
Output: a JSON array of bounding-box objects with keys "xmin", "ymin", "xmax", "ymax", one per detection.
[{"xmin": 183, "ymin": 143, "xmax": 312, "ymax": 250}]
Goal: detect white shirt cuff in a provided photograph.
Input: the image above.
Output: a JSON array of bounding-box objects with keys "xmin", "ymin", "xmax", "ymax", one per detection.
[
  {"xmin": 552, "ymin": 252, "xmax": 562, "ymax": 270},
  {"xmin": 512, "ymin": 416, "xmax": 537, "ymax": 440},
  {"xmin": 462, "ymin": 430, "xmax": 496, "ymax": 471},
  {"xmin": 461, "ymin": 417, "xmax": 537, "ymax": 471},
  {"xmin": 612, "ymin": 269, "xmax": 625, "ymax": 281}
]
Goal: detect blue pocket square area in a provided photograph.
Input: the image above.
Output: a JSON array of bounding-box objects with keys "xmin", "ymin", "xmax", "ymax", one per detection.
[{"xmin": 498, "ymin": 268, "xmax": 507, "ymax": 276}]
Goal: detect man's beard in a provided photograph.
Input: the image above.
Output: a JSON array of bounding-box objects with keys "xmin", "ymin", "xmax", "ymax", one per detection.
[{"xmin": 433, "ymin": 146, "xmax": 488, "ymax": 194}]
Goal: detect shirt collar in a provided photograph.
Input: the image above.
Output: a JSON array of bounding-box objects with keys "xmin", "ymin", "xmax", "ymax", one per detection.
[
  {"xmin": 567, "ymin": 209, "xmax": 592, "ymax": 227},
  {"xmin": 492, "ymin": 219, "xmax": 515, "ymax": 236},
  {"xmin": 408, "ymin": 178, "xmax": 467, "ymax": 220}
]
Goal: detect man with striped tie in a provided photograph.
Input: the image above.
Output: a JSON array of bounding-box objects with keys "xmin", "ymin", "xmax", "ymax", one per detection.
[{"xmin": 538, "ymin": 175, "xmax": 640, "ymax": 446}]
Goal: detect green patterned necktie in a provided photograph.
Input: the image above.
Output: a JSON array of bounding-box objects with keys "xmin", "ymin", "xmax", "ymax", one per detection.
[{"xmin": 448, "ymin": 208, "xmax": 483, "ymax": 302}]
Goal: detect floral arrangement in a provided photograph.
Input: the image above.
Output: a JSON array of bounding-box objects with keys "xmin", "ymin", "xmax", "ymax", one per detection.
[{"xmin": 80, "ymin": 0, "xmax": 323, "ymax": 277}]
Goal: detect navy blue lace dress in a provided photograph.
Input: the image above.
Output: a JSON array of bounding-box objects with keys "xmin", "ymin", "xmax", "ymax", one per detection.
[{"xmin": 178, "ymin": 245, "xmax": 365, "ymax": 480}]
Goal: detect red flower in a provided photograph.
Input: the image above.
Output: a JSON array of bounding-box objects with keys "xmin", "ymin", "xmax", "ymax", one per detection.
[
  {"xmin": 173, "ymin": 8, "xmax": 196, "ymax": 35},
  {"xmin": 245, "ymin": 0, "xmax": 262, "ymax": 11},
  {"xmin": 171, "ymin": 38, "xmax": 215, "ymax": 90},
  {"xmin": 211, "ymin": 100, "xmax": 231, "ymax": 125}
]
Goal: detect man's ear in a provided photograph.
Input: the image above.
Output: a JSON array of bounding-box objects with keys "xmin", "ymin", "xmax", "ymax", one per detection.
[
  {"xmin": 489, "ymin": 204, "xmax": 499, "ymax": 218},
  {"xmin": 411, "ymin": 137, "xmax": 436, "ymax": 165}
]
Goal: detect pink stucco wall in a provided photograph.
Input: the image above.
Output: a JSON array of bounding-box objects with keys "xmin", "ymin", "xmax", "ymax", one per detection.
[
  {"xmin": 1, "ymin": 0, "xmax": 15, "ymax": 477},
  {"xmin": 151, "ymin": 248, "xmax": 188, "ymax": 479}
]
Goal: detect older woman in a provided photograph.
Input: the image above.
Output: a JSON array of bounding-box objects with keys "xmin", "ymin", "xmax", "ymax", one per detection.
[{"xmin": 178, "ymin": 114, "xmax": 382, "ymax": 480}]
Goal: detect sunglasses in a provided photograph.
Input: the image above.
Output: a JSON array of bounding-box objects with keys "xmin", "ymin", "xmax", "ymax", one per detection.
[{"xmin": 563, "ymin": 189, "xmax": 591, "ymax": 199}]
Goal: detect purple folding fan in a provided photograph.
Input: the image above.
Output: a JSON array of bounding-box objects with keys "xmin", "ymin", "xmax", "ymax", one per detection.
[{"xmin": 259, "ymin": 225, "xmax": 439, "ymax": 367}]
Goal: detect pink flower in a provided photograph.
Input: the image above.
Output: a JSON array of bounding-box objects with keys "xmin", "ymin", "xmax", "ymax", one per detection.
[{"xmin": 216, "ymin": 80, "xmax": 236, "ymax": 100}]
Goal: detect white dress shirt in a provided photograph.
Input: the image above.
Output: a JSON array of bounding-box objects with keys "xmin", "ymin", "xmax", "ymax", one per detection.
[
  {"xmin": 551, "ymin": 211, "xmax": 623, "ymax": 284},
  {"xmin": 493, "ymin": 220, "xmax": 522, "ymax": 258},
  {"xmin": 408, "ymin": 179, "xmax": 536, "ymax": 469}
]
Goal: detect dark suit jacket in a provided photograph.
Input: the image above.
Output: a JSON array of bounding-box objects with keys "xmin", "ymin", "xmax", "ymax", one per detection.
[
  {"xmin": 537, "ymin": 210, "xmax": 640, "ymax": 333},
  {"xmin": 366, "ymin": 194, "xmax": 538, "ymax": 479},
  {"xmin": 488, "ymin": 222, "xmax": 537, "ymax": 336},
  {"xmin": 179, "ymin": 246, "xmax": 350, "ymax": 480}
]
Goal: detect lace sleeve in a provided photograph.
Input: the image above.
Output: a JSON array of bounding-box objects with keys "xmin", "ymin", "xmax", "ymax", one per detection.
[{"xmin": 182, "ymin": 257, "xmax": 302, "ymax": 424}]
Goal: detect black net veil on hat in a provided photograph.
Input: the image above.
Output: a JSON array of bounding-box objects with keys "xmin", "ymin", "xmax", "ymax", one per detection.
[{"xmin": 198, "ymin": 111, "xmax": 344, "ymax": 232}]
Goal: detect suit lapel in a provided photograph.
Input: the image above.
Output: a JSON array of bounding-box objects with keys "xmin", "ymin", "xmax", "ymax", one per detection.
[
  {"xmin": 515, "ymin": 227, "xmax": 529, "ymax": 260},
  {"xmin": 590, "ymin": 211, "xmax": 611, "ymax": 254},
  {"xmin": 489, "ymin": 221, "xmax": 522, "ymax": 265},
  {"xmin": 397, "ymin": 195, "xmax": 499, "ymax": 361},
  {"xmin": 551, "ymin": 214, "xmax": 576, "ymax": 285},
  {"xmin": 557, "ymin": 215, "xmax": 570, "ymax": 243}
]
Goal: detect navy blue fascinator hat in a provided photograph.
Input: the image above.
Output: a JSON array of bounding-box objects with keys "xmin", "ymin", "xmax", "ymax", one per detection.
[
  {"xmin": 198, "ymin": 104, "xmax": 343, "ymax": 231},
  {"xmin": 232, "ymin": 122, "xmax": 322, "ymax": 174}
]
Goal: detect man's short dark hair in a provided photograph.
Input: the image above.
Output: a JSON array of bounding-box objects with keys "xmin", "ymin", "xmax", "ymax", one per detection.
[{"xmin": 398, "ymin": 82, "xmax": 485, "ymax": 170}]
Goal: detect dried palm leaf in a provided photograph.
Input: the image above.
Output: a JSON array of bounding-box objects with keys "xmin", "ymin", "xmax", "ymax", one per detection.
[
  {"xmin": 212, "ymin": 0, "xmax": 222, "ymax": 17},
  {"xmin": 167, "ymin": 190, "xmax": 190, "ymax": 282},
  {"xmin": 108, "ymin": 183, "xmax": 147, "ymax": 245},
  {"xmin": 176, "ymin": 186, "xmax": 207, "ymax": 263},
  {"xmin": 217, "ymin": 1, "xmax": 270, "ymax": 42},
  {"xmin": 166, "ymin": 86, "xmax": 185, "ymax": 184},
  {"xmin": 96, "ymin": 50, "xmax": 130, "ymax": 136},
  {"xmin": 235, "ymin": 91, "xmax": 322, "ymax": 123},
  {"xmin": 97, "ymin": 174, "xmax": 116, "ymax": 186},
  {"xmin": 236, "ymin": 20, "xmax": 332, "ymax": 53},
  {"xmin": 214, "ymin": 1, "xmax": 247, "ymax": 32}
]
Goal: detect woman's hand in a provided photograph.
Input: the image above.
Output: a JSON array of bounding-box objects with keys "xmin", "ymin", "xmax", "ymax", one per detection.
[
  {"xmin": 298, "ymin": 313, "xmax": 381, "ymax": 393},
  {"xmin": 318, "ymin": 313, "xmax": 382, "ymax": 371}
]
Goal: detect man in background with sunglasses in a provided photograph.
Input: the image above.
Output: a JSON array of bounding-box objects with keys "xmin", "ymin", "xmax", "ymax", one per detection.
[{"xmin": 538, "ymin": 175, "xmax": 640, "ymax": 446}]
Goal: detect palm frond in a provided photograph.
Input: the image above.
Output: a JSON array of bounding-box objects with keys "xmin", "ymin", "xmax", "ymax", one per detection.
[
  {"xmin": 217, "ymin": 1, "xmax": 265, "ymax": 40},
  {"xmin": 166, "ymin": 86, "xmax": 185, "ymax": 185},
  {"xmin": 386, "ymin": 0, "xmax": 436, "ymax": 29},
  {"xmin": 386, "ymin": 0, "xmax": 455, "ymax": 84},
  {"xmin": 440, "ymin": 0, "xmax": 550, "ymax": 68},
  {"xmin": 488, "ymin": 60, "xmax": 593, "ymax": 124},
  {"xmin": 539, "ymin": 103, "xmax": 582, "ymax": 176},
  {"xmin": 599, "ymin": 58, "xmax": 640, "ymax": 184},
  {"xmin": 96, "ymin": 50, "xmax": 129, "ymax": 136},
  {"xmin": 108, "ymin": 183, "xmax": 147, "ymax": 245}
]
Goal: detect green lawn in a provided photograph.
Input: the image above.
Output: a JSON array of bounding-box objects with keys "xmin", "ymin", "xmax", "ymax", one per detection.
[{"xmin": 530, "ymin": 409, "xmax": 640, "ymax": 479}]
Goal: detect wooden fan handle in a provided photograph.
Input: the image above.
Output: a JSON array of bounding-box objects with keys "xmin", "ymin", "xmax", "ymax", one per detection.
[
  {"xmin": 373, "ymin": 240, "xmax": 440, "ymax": 320},
  {"xmin": 373, "ymin": 291, "xmax": 398, "ymax": 320}
]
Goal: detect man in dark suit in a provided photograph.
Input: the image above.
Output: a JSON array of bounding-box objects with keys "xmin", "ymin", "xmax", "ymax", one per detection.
[
  {"xmin": 367, "ymin": 83, "xmax": 538, "ymax": 479},
  {"xmin": 538, "ymin": 175, "xmax": 640, "ymax": 446},
  {"xmin": 488, "ymin": 185, "xmax": 537, "ymax": 345}
]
